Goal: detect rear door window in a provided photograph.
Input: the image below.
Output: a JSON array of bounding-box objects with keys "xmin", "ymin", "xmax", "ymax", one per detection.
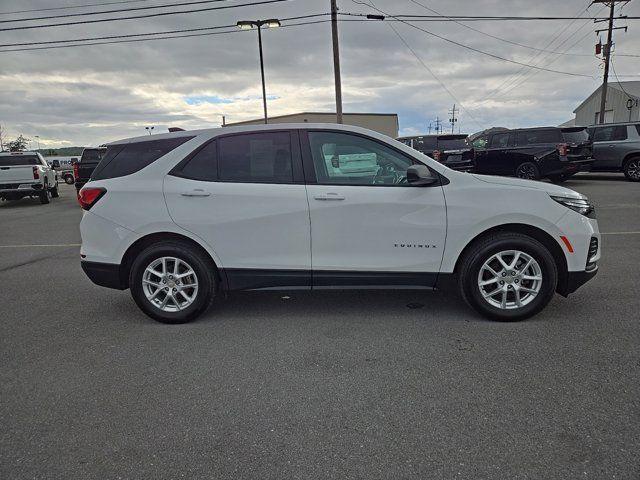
[
  {"xmin": 92, "ymin": 137, "xmax": 194, "ymax": 180},
  {"xmin": 592, "ymin": 125, "xmax": 627, "ymax": 142},
  {"xmin": 489, "ymin": 133, "xmax": 510, "ymax": 148},
  {"xmin": 515, "ymin": 130, "xmax": 562, "ymax": 145},
  {"xmin": 217, "ymin": 132, "xmax": 293, "ymax": 184},
  {"xmin": 174, "ymin": 140, "xmax": 217, "ymax": 181}
]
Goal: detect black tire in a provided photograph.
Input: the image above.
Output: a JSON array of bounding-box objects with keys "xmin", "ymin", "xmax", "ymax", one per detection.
[
  {"xmin": 458, "ymin": 232, "xmax": 558, "ymax": 322},
  {"xmin": 39, "ymin": 182, "xmax": 50, "ymax": 204},
  {"xmin": 129, "ymin": 241, "xmax": 217, "ymax": 324},
  {"xmin": 64, "ymin": 174, "xmax": 74, "ymax": 185},
  {"xmin": 515, "ymin": 162, "xmax": 540, "ymax": 180},
  {"xmin": 50, "ymin": 181, "xmax": 59, "ymax": 198},
  {"xmin": 623, "ymin": 156, "xmax": 640, "ymax": 182}
]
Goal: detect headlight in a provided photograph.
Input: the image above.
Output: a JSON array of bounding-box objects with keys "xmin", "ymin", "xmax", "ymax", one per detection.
[{"xmin": 550, "ymin": 195, "xmax": 595, "ymax": 218}]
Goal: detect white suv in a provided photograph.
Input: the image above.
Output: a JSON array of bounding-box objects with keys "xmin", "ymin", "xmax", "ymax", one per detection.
[{"xmin": 79, "ymin": 124, "xmax": 600, "ymax": 324}]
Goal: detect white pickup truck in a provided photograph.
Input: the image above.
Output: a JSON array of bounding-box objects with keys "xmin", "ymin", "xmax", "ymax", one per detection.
[{"xmin": 0, "ymin": 151, "xmax": 59, "ymax": 204}]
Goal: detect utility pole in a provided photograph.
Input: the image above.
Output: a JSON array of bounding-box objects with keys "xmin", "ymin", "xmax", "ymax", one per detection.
[
  {"xmin": 434, "ymin": 116, "xmax": 442, "ymax": 134},
  {"xmin": 448, "ymin": 104, "xmax": 458, "ymax": 134},
  {"xmin": 331, "ymin": 0, "xmax": 343, "ymax": 124},
  {"xmin": 427, "ymin": 122, "xmax": 432, "ymax": 134},
  {"xmin": 597, "ymin": 1, "xmax": 616, "ymax": 124}
]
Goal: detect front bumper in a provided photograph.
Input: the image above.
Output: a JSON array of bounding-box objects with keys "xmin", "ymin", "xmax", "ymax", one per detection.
[
  {"xmin": 559, "ymin": 267, "xmax": 598, "ymax": 296},
  {"xmin": 81, "ymin": 261, "xmax": 126, "ymax": 290}
]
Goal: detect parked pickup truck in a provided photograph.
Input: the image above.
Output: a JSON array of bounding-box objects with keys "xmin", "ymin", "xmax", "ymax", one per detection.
[
  {"xmin": 74, "ymin": 147, "xmax": 107, "ymax": 194},
  {"xmin": 0, "ymin": 151, "xmax": 59, "ymax": 204}
]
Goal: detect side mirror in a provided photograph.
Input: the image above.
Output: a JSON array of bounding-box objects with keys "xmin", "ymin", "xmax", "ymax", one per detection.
[
  {"xmin": 51, "ymin": 160, "xmax": 60, "ymax": 168},
  {"xmin": 406, "ymin": 164, "xmax": 438, "ymax": 186}
]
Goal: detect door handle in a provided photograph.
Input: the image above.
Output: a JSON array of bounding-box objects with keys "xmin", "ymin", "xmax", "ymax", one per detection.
[
  {"xmin": 180, "ymin": 189, "xmax": 211, "ymax": 197},
  {"xmin": 313, "ymin": 193, "xmax": 345, "ymax": 201}
]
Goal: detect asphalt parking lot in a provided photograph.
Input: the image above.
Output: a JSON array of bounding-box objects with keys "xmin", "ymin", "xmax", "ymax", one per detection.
[{"xmin": 1, "ymin": 176, "xmax": 639, "ymax": 479}]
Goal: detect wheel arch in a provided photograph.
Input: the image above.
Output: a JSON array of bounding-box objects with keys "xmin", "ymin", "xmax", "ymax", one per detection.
[
  {"xmin": 118, "ymin": 232, "xmax": 223, "ymax": 289},
  {"xmin": 452, "ymin": 223, "xmax": 569, "ymax": 295},
  {"xmin": 622, "ymin": 151, "xmax": 640, "ymax": 168}
]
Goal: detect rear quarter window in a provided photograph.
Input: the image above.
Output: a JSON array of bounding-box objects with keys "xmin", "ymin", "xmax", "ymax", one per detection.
[
  {"xmin": 561, "ymin": 129, "xmax": 589, "ymax": 144},
  {"xmin": 92, "ymin": 137, "xmax": 194, "ymax": 180},
  {"xmin": 515, "ymin": 130, "xmax": 562, "ymax": 145}
]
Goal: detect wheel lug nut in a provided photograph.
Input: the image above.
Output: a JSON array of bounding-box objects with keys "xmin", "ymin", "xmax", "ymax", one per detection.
[
  {"xmin": 499, "ymin": 280, "xmax": 504, "ymax": 285},
  {"xmin": 511, "ymin": 271, "xmax": 516, "ymax": 276},
  {"xmin": 515, "ymin": 279, "xmax": 519, "ymax": 284},
  {"xmin": 502, "ymin": 272, "xmax": 506, "ymax": 277},
  {"xmin": 164, "ymin": 287, "xmax": 169, "ymax": 291}
]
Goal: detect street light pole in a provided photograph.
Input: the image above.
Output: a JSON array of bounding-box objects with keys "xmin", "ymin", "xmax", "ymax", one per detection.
[
  {"xmin": 237, "ymin": 19, "xmax": 281, "ymax": 125},
  {"xmin": 257, "ymin": 23, "xmax": 268, "ymax": 124}
]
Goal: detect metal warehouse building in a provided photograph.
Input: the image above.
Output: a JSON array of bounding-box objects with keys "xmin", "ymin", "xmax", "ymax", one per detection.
[
  {"xmin": 224, "ymin": 112, "xmax": 399, "ymax": 138},
  {"xmin": 573, "ymin": 81, "xmax": 640, "ymax": 125}
]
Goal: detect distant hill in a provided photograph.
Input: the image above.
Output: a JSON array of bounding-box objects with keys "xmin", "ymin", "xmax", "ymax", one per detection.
[{"xmin": 38, "ymin": 147, "xmax": 84, "ymax": 156}]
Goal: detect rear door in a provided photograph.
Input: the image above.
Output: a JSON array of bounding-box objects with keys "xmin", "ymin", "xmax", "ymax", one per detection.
[
  {"xmin": 164, "ymin": 130, "xmax": 312, "ymax": 290},
  {"xmin": 591, "ymin": 125, "xmax": 628, "ymax": 169},
  {"xmin": 301, "ymin": 129, "xmax": 446, "ymax": 287},
  {"xmin": 478, "ymin": 132, "xmax": 512, "ymax": 175}
]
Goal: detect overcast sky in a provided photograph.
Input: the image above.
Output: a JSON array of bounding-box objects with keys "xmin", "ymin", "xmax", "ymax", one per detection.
[{"xmin": 0, "ymin": 0, "xmax": 638, "ymax": 147}]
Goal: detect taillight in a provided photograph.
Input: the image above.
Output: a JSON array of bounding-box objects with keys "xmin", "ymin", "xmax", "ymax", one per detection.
[
  {"xmin": 73, "ymin": 162, "xmax": 79, "ymax": 178},
  {"xmin": 433, "ymin": 150, "xmax": 441, "ymax": 161},
  {"xmin": 557, "ymin": 143, "xmax": 568, "ymax": 156},
  {"xmin": 78, "ymin": 187, "xmax": 106, "ymax": 210},
  {"xmin": 32, "ymin": 166, "xmax": 39, "ymax": 179}
]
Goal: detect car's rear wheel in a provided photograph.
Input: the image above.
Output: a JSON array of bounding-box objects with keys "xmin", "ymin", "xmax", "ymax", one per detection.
[
  {"xmin": 129, "ymin": 242, "xmax": 217, "ymax": 324},
  {"xmin": 515, "ymin": 162, "xmax": 540, "ymax": 180},
  {"xmin": 50, "ymin": 181, "xmax": 59, "ymax": 198},
  {"xmin": 64, "ymin": 174, "xmax": 74, "ymax": 185},
  {"xmin": 458, "ymin": 232, "xmax": 558, "ymax": 321},
  {"xmin": 623, "ymin": 156, "xmax": 640, "ymax": 182}
]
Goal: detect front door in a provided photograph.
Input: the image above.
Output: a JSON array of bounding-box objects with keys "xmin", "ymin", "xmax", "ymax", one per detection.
[
  {"xmin": 164, "ymin": 130, "xmax": 311, "ymax": 290},
  {"xmin": 301, "ymin": 130, "xmax": 447, "ymax": 288}
]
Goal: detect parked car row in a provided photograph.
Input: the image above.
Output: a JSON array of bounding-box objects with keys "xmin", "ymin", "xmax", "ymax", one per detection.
[{"xmin": 398, "ymin": 121, "xmax": 640, "ymax": 182}]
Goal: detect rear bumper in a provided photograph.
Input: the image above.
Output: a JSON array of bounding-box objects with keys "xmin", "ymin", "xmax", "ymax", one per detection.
[
  {"xmin": 75, "ymin": 179, "xmax": 88, "ymax": 191},
  {"xmin": 443, "ymin": 161, "xmax": 475, "ymax": 172},
  {"xmin": 562, "ymin": 158, "xmax": 594, "ymax": 174},
  {"xmin": 81, "ymin": 261, "xmax": 126, "ymax": 290},
  {"xmin": 0, "ymin": 182, "xmax": 44, "ymax": 193}
]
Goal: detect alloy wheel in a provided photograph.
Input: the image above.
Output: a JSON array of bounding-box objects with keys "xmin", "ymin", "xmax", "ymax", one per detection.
[
  {"xmin": 477, "ymin": 250, "xmax": 542, "ymax": 310},
  {"xmin": 627, "ymin": 159, "xmax": 640, "ymax": 180},
  {"xmin": 142, "ymin": 257, "xmax": 199, "ymax": 312},
  {"xmin": 516, "ymin": 164, "xmax": 536, "ymax": 179}
]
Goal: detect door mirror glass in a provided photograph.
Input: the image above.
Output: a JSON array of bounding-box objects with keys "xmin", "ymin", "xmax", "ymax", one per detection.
[{"xmin": 406, "ymin": 165, "xmax": 438, "ymax": 186}]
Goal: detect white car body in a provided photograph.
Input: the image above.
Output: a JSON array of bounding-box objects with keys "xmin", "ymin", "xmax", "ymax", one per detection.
[
  {"xmin": 79, "ymin": 124, "xmax": 600, "ymax": 322},
  {"xmin": 0, "ymin": 151, "xmax": 57, "ymax": 202}
]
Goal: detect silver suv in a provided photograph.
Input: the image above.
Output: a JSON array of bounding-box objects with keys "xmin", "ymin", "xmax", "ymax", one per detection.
[{"xmin": 588, "ymin": 122, "xmax": 640, "ymax": 181}]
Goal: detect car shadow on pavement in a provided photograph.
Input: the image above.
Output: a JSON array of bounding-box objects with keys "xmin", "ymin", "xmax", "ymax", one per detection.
[{"xmin": 0, "ymin": 198, "xmax": 47, "ymax": 209}]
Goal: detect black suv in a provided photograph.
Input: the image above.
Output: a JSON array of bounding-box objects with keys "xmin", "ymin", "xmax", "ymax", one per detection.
[
  {"xmin": 397, "ymin": 134, "xmax": 474, "ymax": 172},
  {"xmin": 74, "ymin": 146, "xmax": 107, "ymax": 195},
  {"xmin": 468, "ymin": 127, "xmax": 594, "ymax": 182}
]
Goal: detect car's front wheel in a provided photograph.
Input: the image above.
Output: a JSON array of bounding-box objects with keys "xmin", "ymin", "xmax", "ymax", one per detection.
[
  {"xmin": 458, "ymin": 232, "xmax": 558, "ymax": 321},
  {"xmin": 129, "ymin": 241, "xmax": 217, "ymax": 324}
]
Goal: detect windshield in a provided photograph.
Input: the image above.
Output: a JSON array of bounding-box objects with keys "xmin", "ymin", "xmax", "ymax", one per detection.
[{"xmin": 0, "ymin": 155, "xmax": 40, "ymax": 166}]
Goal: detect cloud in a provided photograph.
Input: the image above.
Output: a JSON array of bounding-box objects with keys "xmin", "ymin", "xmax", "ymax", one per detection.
[{"xmin": 0, "ymin": 0, "xmax": 638, "ymax": 146}]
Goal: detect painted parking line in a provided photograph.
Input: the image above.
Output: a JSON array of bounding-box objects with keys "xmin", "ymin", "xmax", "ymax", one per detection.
[{"xmin": 0, "ymin": 244, "xmax": 81, "ymax": 248}]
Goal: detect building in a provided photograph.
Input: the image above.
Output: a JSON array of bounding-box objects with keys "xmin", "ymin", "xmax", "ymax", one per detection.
[
  {"xmin": 573, "ymin": 81, "xmax": 640, "ymax": 126},
  {"xmin": 224, "ymin": 112, "xmax": 399, "ymax": 138}
]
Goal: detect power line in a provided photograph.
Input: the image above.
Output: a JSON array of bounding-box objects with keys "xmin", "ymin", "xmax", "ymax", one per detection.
[
  {"xmin": 403, "ymin": 0, "xmax": 594, "ymax": 57},
  {"xmin": 1, "ymin": 0, "xmax": 234, "ymax": 24},
  {"xmin": 0, "ymin": 0, "xmax": 292, "ymax": 33},
  {"xmin": 0, "ymin": 13, "xmax": 327, "ymax": 48},
  {"xmin": 0, "ymin": 0, "xmax": 156, "ymax": 16},
  {"xmin": 354, "ymin": 3, "xmax": 595, "ymax": 78},
  {"xmin": 340, "ymin": 12, "xmax": 637, "ymax": 21},
  {"xmin": 383, "ymin": 19, "xmax": 483, "ymax": 129},
  {"xmin": 0, "ymin": 19, "xmax": 332, "ymax": 53}
]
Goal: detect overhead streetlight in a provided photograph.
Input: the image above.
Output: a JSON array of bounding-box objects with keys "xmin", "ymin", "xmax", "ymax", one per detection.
[
  {"xmin": 145, "ymin": 126, "xmax": 154, "ymax": 135},
  {"xmin": 236, "ymin": 18, "xmax": 281, "ymax": 124},
  {"xmin": 35, "ymin": 135, "xmax": 40, "ymax": 151}
]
